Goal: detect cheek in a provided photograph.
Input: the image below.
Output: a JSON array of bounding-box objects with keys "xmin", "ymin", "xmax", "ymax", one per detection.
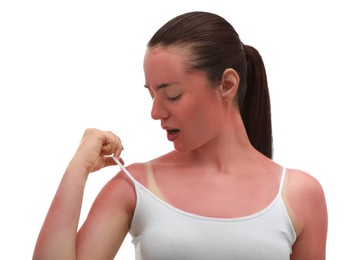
[
  {"xmin": 173, "ymin": 95, "xmax": 222, "ymax": 152},
  {"xmin": 181, "ymin": 90, "xmax": 221, "ymax": 127},
  {"xmin": 181, "ymin": 99, "xmax": 220, "ymax": 139}
]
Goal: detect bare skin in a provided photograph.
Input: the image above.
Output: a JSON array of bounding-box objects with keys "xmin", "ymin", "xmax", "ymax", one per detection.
[{"xmin": 33, "ymin": 47, "xmax": 327, "ymax": 259}]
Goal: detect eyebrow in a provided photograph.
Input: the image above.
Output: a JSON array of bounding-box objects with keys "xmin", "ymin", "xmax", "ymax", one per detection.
[{"xmin": 144, "ymin": 82, "xmax": 179, "ymax": 90}]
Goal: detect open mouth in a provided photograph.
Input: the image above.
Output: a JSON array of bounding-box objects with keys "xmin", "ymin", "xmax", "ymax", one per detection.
[{"xmin": 167, "ymin": 129, "xmax": 180, "ymax": 135}]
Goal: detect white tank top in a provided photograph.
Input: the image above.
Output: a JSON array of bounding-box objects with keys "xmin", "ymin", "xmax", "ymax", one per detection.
[{"xmin": 118, "ymin": 163, "xmax": 296, "ymax": 260}]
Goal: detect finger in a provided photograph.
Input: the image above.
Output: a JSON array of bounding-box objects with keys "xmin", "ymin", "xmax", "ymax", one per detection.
[
  {"xmin": 115, "ymin": 156, "xmax": 125, "ymax": 165},
  {"xmin": 113, "ymin": 137, "xmax": 124, "ymax": 158},
  {"xmin": 101, "ymin": 132, "xmax": 120, "ymax": 154}
]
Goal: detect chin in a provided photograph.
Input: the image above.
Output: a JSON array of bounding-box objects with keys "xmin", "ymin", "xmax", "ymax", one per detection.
[{"xmin": 173, "ymin": 142, "xmax": 200, "ymax": 153}]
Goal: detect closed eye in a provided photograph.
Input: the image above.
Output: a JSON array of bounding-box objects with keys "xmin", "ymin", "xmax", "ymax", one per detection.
[{"xmin": 168, "ymin": 94, "xmax": 182, "ymax": 101}]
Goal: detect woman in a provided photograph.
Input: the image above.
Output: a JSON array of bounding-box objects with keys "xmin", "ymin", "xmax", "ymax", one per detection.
[{"xmin": 33, "ymin": 11, "xmax": 327, "ymax": 259}]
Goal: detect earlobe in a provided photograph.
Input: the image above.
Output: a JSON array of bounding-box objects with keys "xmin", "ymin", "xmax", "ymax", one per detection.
[{"xmin": 220, "ymin": 68, "xmax": 240, "ymax": 100}]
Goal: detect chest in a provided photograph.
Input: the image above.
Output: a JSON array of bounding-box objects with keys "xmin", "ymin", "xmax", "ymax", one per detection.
[
  {"xmin": 148, "ymin": 170, "xmax": 280, "ymax": 218},
  {"xmin": 129, "ymin": 184, "xmax": 295, "ymax": 260}
]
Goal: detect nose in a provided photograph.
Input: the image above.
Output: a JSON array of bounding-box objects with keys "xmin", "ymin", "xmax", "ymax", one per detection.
[{"xmin": 151, "ymin": 97, "xmax": 170, "ymax": 120}]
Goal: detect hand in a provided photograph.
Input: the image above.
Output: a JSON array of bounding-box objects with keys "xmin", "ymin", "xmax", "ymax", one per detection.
[{"xmin": 72, "ymin": 128, "xmax": 124, "ymax": 173}]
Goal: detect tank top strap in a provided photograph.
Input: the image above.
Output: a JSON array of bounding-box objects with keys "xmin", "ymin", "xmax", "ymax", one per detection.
[
  {"xmin": 278, "ymin": 167, "xmax": 287, "ymax": 195},
  {"xmin": 112, "ymin": 156, "xmax": 137, "ymax": 183}
]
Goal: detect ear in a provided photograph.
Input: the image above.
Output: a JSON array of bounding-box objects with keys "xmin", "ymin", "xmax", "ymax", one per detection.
[{"xmin": 219, "ymin": 68, "xmax": 240, "ymax": 101}]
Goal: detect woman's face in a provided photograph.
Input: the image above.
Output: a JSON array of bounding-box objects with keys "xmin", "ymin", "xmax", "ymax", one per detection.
[{"xmin": 143, "ymin": 47, "xmax": 224, "ymax": 152}]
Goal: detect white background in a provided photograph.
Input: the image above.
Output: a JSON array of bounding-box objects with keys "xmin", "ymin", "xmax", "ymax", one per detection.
[{"xmin": 1, "ymin": 0, "xmax": 359, "ymax": 259}]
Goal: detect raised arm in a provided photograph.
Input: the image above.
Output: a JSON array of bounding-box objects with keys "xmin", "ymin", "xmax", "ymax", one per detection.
[{"xmin": 33, "ymin": 128, "xmax": 131, "ymax": 260}]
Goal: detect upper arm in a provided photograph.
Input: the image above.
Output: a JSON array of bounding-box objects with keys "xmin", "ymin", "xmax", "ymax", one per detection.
[
  {"xmin": 284, "ymin": 169, "xmax": 328, "ymax": 260},
  {"xmin": 76, "ymin": 167, "xmax": 137, "ymax": 260}
]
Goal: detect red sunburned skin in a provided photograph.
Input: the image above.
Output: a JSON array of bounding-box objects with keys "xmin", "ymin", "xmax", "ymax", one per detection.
[{"xmin": 166, "ymin": 129, "xmax": 180, "ymax": 141}]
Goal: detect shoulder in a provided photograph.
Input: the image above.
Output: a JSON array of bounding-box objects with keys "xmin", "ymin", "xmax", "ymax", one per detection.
[
  {"xmin": 92, "ymin": 162, "xmax": 148, "ymax": 218},
  {"xmin": 114, "ymin": 151, "xmax": 178, "ymax": 188},
  {"xmin": 285, "ymin": 168, "xmax": 325, "ymax": 200},
  {"xmin": 109, "ymin": 162, "xmax": 149, "ymax": 191},
  {"xmin": 123, "ymin": 162, "xmax": 148, "ymax": 186},
  {"xmin": 284, "ymin": 168, "xmax": 327, "ymax": 226},
  {"xmin": 283, "ymin": 168, "xmax": 328, "ymax": 259},
  {"xmin": 76, "ymin": 163, "xmax": 149, "ymax": 257}
]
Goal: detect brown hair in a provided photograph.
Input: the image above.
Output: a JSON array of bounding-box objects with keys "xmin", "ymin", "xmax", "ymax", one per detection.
[{"xmin": 148, "ymin": 11, "xmax": 273, "ymax": 158}]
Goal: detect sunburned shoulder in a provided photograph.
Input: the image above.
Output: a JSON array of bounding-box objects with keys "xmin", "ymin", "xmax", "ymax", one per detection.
[
  {"xmin": 284, "ymin": 168, "xmax": 328, "ymax": 238},
  {"xmin": 96, "ymin": 162, "xmax": 147, "ymax": 204},
  {"xmin": 82, "ymin": 164, "xmax": 148, "ymax": 229},
  {"xmin": 121, "ymin": 162, "xmax": 147, "ymax": 184},
  {"xmin": 286, "ymin": 168, "xmax": 325, "ymax": 198}
]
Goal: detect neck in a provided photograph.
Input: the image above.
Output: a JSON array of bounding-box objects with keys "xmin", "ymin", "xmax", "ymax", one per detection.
[{"xmin": 188, "ymin": 111, "xmax": 263, "ymax": 173}]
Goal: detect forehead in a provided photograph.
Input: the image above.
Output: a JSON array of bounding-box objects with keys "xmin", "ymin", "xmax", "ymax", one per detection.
[
  {"xmin": 143, "ymin": 47, "xmax": 190, "ymax": 81},
  {"xmin": 143, "ymin": 46, "xmax": 212, "ymax": 93},
  {"xmin": 145, "ymin": 45, "xmax": 190, "ymax": 63}
]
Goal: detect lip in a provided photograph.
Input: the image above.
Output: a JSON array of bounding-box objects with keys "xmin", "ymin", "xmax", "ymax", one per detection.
[
  {"xmin": 162, "ymin": 125, "xmax": 180, "ymax": 142},
  {"xmin": 161, "ymin": 124, "xmax": 177, "ymax": 131},
  {"xmin": 166, "ymin": 129, "xmax": 180, "ymax": 142}
]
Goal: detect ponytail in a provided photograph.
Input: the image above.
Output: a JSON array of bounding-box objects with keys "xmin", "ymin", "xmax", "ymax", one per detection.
[{"xmin": 241, "ymin": 45, "xmax": 273, "ymax": 158}]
